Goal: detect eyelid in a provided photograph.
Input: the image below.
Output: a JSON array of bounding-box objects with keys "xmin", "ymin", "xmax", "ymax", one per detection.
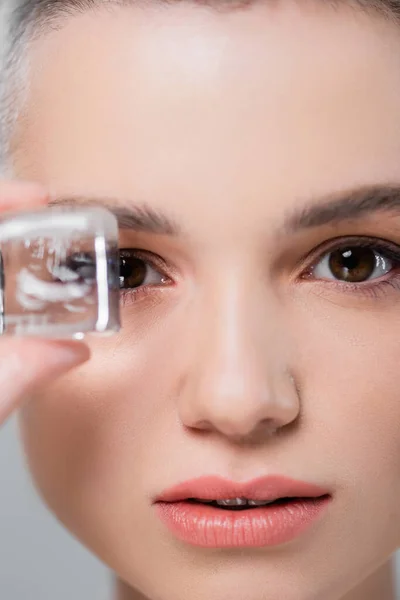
[
  {"xmin": 299, "ymin": 235, "xmax": 400, "ymax": 277},
  {"xmin": 120, "ymin": 248, "xmax": 169, "ymax": 272},
  {"xmin": 119, "ymin": 248, "xmax": 176, "ymax": 286}
]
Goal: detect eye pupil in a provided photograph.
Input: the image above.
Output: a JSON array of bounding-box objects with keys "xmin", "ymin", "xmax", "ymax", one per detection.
[
  {"xmin": 329, "ymin": 247, "xmax": 376, "ymax": 282},
  {"xmin": 119, "ymin": 256, "xmax": 147, "ymax": 288}
]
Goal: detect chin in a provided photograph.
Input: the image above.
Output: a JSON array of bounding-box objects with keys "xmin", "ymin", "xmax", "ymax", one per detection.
[{"xmin": 110, "ymin": 546, "xmax": 359, "ymax": 600}]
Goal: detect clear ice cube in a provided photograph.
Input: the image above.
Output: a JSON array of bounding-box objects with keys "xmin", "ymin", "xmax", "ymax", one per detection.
[{"xmin": 0, "ymin": 206, "xmax": 121, "ymax": 338}]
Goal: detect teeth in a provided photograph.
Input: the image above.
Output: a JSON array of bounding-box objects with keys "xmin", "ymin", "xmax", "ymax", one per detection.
[
  {"xmin": 215, "ymin": 498, "xmax": 277, "ymax": 507},
  {"xmin": 192, "ymin": 497, "xmax": 279, "ymax": 506},
  {"xmin": 216, "ymin": 497, "xmax": 248, "ymax": 507}
]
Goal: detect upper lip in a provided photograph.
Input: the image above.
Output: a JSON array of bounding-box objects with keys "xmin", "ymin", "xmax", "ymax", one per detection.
[{"xmin": 155, "ymin": 475, "xmax": 331, "ymax": 503}]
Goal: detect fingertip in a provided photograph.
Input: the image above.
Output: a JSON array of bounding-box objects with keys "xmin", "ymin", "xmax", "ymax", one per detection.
[{"xmin": 47, "ymin": 340, "xmax": 92, "ymax": 364}]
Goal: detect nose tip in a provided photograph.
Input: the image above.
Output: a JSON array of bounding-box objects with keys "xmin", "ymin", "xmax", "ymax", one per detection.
[
  {"xmin": 178, "ymin": 366, "xmax": 300, "ymax": 443},
  {"xmin": 176, "ymin": 272, "xmax": 300, "ymax": 444}
]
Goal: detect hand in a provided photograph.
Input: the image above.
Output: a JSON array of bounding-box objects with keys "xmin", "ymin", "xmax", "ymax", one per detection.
[{"xmin": 0, "ymin": 180, "xmax": 90, "ymax": 424}]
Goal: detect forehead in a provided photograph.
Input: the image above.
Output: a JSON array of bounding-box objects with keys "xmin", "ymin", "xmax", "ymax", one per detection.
[{"xmin": 11, "ymin": 2, "xmax": 400, "ymax": 233}]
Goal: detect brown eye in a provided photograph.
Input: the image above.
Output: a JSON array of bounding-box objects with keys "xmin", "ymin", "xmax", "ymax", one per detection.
[
  {"xmin": 329, "ymin": 247, "xmax": 376, "ymax": 282},
  {"xmin": 313, "ymin": 246, "xmax": 393, "ymax": 283},
  {"xmin": 119, "ymin": 255, "xmax": 147, "ymax": 289},
  {"xmin": 119, "ymin": 250, "xmax": 167, "ymax": 289}
]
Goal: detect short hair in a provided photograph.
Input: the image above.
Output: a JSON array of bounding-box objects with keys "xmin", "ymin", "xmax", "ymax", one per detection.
[{"xmin": 0, "ymin": 0, "xmax": 399, "ymax": 174}]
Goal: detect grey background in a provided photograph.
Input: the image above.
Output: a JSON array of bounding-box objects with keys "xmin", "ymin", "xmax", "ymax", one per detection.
[
  {"xmin": 0, "ymin": 2, "xmax": 400, "ymax": 599},
  {"xmin": 0, "ymin": 417, "xmax": 111, "ymax": 599}
]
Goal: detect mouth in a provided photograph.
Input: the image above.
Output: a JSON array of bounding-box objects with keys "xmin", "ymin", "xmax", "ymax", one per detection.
[
  {"xmin": 184, "ymin": 495, "xmax": 320, "ymax": 509},
  {"xmin": 155, "ymin": 473, "xmax": 331, "ymax": 504},
  {"xmin": 154, "ymin": 475, "xmax": 332, "ymax": 548}
]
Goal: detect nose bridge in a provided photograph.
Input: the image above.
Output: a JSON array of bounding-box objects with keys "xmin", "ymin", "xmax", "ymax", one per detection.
[
  {"xmin": 178, "ymin": 264, "xmax": 300, "ymax": 441},
  {"xmin": 199, "ymin": 268, "xmax": 274, "ymax": 372}
]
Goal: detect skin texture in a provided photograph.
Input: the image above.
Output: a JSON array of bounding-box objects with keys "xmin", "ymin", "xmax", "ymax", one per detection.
[{"xmin": 7, "ymin": 1, "xmax": 400, "ymax": 598}]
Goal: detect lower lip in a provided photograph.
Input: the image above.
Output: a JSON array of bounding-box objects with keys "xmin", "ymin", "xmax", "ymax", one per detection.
[{"xmin": 155, "ymin": 496, "xmax": 331, "ymax": 548}]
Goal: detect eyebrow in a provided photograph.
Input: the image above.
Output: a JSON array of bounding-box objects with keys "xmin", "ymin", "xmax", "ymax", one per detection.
[
  {"xmin": 49, "ymin": 185, "xmax": 400, "ymax": 237},
  {"xmin": 48, "ymin": 195, "xmax": 181, "ymax": 236},
  {"xmin": 284, "ymin": 184, "xmax": 400, "ymax": 233}
]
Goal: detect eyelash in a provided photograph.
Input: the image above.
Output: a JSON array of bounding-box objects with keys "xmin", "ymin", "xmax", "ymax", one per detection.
[
  {"xmin": 119, "ymin": 249, "xmax": 173, "ymax": 306},
  {"xmin": 300, "ymin": 236, "xmax": 400, "ymax": 298},
  {"xmin": 119, "ymin": 236, "xmax": 400, "ymax": 305}
]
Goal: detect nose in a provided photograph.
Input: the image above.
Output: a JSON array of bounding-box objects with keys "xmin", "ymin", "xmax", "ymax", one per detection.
[{"xmin": 177, "ymin": 275, "xmax": 300, "ymax": 444}]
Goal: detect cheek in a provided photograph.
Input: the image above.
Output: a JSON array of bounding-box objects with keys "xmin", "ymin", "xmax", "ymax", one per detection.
[
  {"xmin": 296, "ymin": 297, "xmax": 400, "ymax": 490},
  {"xmin": 288, "ymin": 299, "xmax": 400, "ymax": 556},
  {"xmin": 18, "ymin": 325, "xmax": 180, "ymax": 530}
]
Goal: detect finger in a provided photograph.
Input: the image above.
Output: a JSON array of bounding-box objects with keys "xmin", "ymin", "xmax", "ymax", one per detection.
[{"xmin": 0, "ymin": 339, "xmax": 90, "ymax": 424}]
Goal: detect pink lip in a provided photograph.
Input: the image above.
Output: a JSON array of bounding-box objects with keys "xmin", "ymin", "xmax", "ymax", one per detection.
[
  {"xmin": 154, "ymin": 475, "xmax": 332, "ymax": 548},
  {"xmin": 155, "ymin": 474, "xmax": 330, "ymax": 503}
]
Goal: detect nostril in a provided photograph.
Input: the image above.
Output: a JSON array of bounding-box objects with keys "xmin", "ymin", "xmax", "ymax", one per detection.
[{"xmin": 259, "ymin": 418, "xmax": 280, "ymax": 436}]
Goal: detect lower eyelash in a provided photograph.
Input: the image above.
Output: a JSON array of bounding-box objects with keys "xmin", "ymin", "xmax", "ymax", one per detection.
[
  {"xmin": 120, "ymin": 287, "xmax": 151, "ymax": 306},
  {"xmin": 120, "ymin": 283, "xmax": 171, "ymax": 307},
  {"xmin": 309, "ymin": 271, "xmax": 400, "ymax": 299}
]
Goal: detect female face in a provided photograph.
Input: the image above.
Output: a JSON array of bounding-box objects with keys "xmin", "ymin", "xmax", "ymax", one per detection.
[{"xmin": 10, "ymin": 2, "xmax": 400, "ymax": 599}]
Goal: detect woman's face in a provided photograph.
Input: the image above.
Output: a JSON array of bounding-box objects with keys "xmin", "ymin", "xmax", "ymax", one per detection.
[{"xmin": 11, "ymin": 2, "xmax": 400, "ymax": 599}]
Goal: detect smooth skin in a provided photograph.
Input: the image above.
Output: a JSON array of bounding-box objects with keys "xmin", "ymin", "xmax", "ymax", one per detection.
[{"xmin": 3, "ymin": 1, "xmax": 400, "ymax": 599}]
